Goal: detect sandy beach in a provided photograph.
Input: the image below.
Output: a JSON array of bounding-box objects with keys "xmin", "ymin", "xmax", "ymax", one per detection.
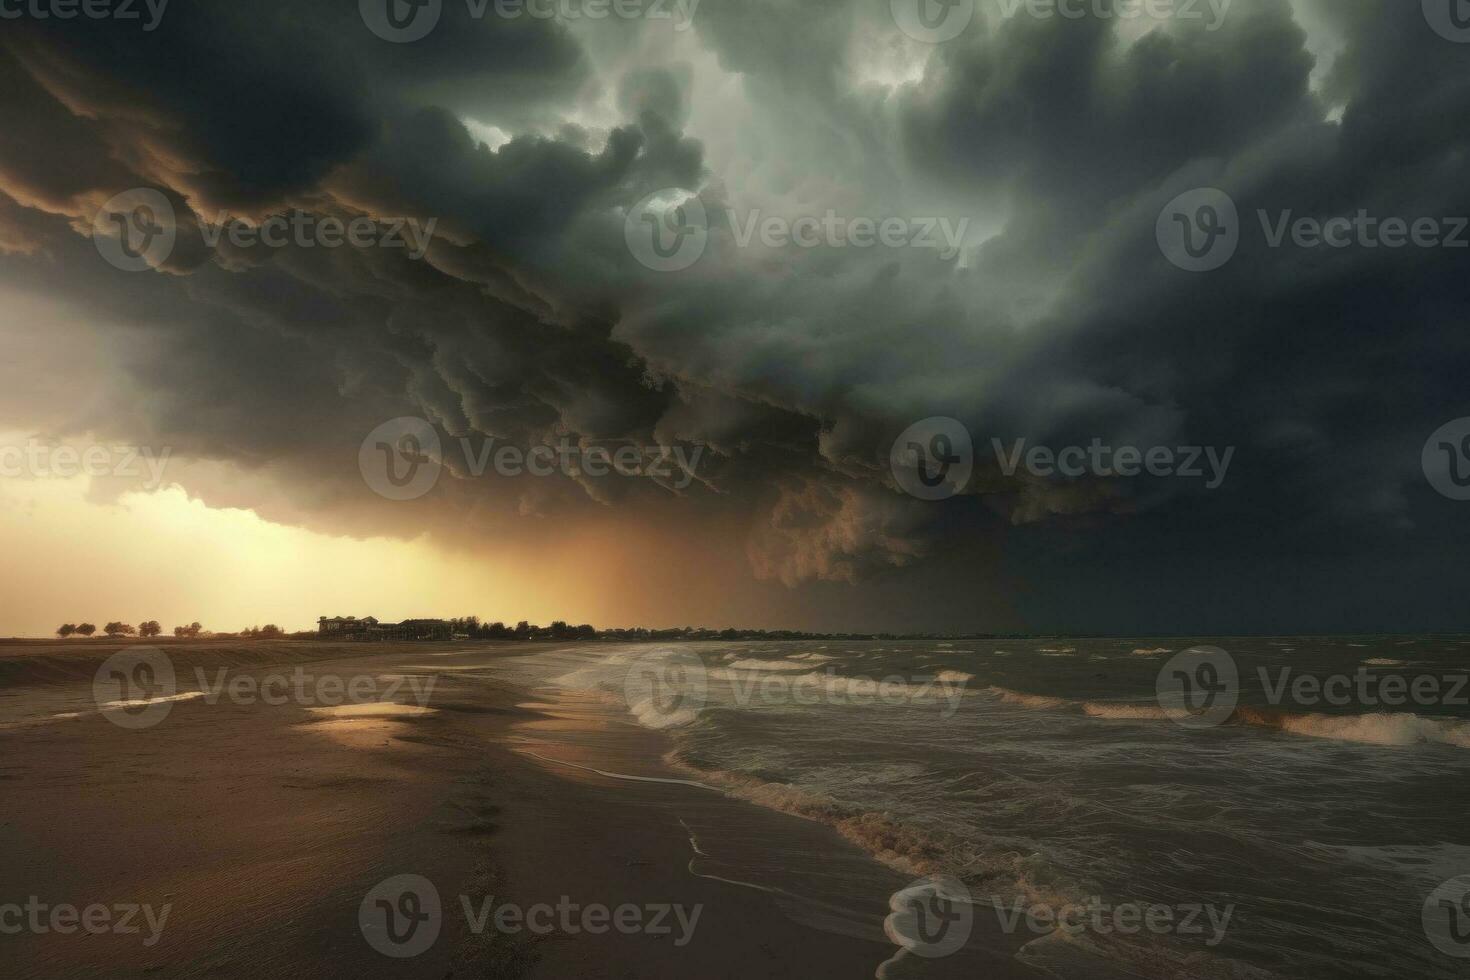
[{"xmin": 0, "ymin": 639, "xmax": 1041, "ymax": 979}]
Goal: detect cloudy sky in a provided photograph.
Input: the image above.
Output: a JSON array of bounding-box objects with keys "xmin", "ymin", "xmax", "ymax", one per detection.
[{"xmin": 1, "ymin": 0, "xmax": 1467, "ymax": 636}]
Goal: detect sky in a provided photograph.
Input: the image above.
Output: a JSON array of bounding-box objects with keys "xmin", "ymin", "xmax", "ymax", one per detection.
[{"xmin": 1, "ymin": 0, "xmax": 1468, "ymax": 636}]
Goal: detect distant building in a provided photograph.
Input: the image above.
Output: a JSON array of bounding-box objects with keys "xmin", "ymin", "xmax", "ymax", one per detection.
[
  {"xmin": 318, "ymin": 616, "xmax": 378, "ymax": 638},
  {"xmin": 317, "ymin": 616, "xmax": 450, "ymax": 642}
]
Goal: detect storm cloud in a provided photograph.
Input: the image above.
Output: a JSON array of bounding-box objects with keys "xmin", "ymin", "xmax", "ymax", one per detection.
[{"xmin": 2, "ymin": 0, "xmax": 1467, "ymax": 632}]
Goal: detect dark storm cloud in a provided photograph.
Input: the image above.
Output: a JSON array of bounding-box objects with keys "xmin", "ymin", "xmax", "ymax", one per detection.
[{"xmin": 1, "ymin": 0, "xmax": 1468, "ymax": 630}]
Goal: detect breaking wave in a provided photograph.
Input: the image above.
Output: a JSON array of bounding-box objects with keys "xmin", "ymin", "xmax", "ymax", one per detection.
[
  {"xmin": 667, "ymin": 757, "xmax": 954, "ymax": 877},
  {"xmin": 1233, "ymin": 707, "xmax": 1470, "ymax": 749},
  {"xmin": 984, "ymin": 687, "xmax": 1470, "ymax": 747},
  {"xmin": 723, "ymin": 658, "xmax": 814, "ymax": 672},
  {"xmin": 985, "ymin": 686, "xmax": 1069, "ymax": 710}
]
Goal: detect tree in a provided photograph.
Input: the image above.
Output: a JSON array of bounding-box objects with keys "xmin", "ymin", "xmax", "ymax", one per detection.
[
  {"xmin": 57, "ymin": 623, "xmax": 77, "ymax": 638},
  {"xmin": 76, "ymin": 623, "xmax": 96, "ymax": 637},
  {"xmin": 139, "ymin": 621, "xmax": 162, "ymax": 638},
  {"xmin": 259, "ymin": 624, "xmax": 283, "ymax": 639},
  {"xmin": 104, "ymin": 622, "xmax": 137, "ymax": 637},
  {"xmin": 451, "ymin": 615, "xmax": 482, "ymax": 635}
]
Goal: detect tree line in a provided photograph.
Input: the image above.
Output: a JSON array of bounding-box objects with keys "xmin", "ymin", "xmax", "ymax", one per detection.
[
  {"xmin": 56, "ymin": 615, "xmax": 993, "ymax": 643},
  {"xmin": 448, "ymin": 618, "xmax": 597, "ymax": 641},
  {"xmin": 57, "ymin": 621, "xmax": 202, "ymax": 638}
]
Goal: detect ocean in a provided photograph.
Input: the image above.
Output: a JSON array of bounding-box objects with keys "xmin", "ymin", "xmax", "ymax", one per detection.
[{"xmin": 484, "ymin": 637, "xmax": 1470, "ymax": 979}]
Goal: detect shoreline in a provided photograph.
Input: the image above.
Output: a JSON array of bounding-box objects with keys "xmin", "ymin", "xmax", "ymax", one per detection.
[
  {"xmin": 489, "ymin": 648, "xmax": 1048, "ymax": 979},
  {"xmin": 0, "ymin": 640, "xmax": 1044, "ymax": 977}
]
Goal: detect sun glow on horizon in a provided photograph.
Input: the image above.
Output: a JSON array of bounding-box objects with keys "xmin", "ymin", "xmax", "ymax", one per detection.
[{"xmin": 0, "ymin": 474, "xmax": 542, "ymax": 638}]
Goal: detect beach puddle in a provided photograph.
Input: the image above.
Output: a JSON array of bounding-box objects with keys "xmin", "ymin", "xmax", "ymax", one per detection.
[
  {"xmin": 297, "ymin": 703, "xmax": 438, "ymax": 748},
  {"xmin": 306, "ymin": 703, "xmax": 437, "ymax": 719},
  {"xmin": 101, "ymin": 691, "xmax": 207, "ymax": 710}
]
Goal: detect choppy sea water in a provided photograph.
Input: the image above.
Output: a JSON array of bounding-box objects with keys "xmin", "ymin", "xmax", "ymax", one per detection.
[{"xmin": 482, "ymin": 637, "xmax": 1470, "ymax": 980}]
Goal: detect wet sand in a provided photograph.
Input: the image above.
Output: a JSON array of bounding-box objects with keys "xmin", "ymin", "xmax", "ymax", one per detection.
[{"xmin": 0, "ymin": 640, "xmax": 1042, "ymax": 978}]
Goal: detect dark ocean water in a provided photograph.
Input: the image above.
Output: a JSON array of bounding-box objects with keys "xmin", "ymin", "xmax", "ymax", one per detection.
[{"xmin": 491, "ymin": 637, "xmax": 1470, "ymax": 979}]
